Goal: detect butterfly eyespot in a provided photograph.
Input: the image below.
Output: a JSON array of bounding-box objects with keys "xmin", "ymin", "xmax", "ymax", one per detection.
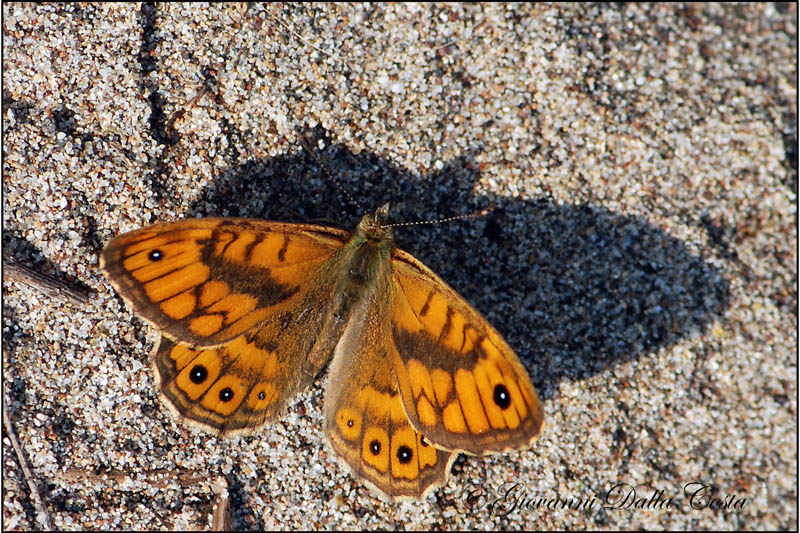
[
  {"xmin": 493, "ymin": 384, "xmax": 511, "ymax": 409},
  {"xmin": 420, "ymin": 436, "xmax": 429, "ymax": 447},
  {"xmin": 219, "ymin": 387, "xmax": 234, "ymax": 402},
  {"xmin": 189, "ymin": 365, "xmax": 208, "ymax": 384},
  {"xmin": 369, "ymin": 439, "xmax": 382, "ymax": 455},
  {"xmin": 336, "ymin": 408, "xmax": 362, "ymax": 439},
  {"xmin": 148, "ymin": 249, "xmax": 164, "ymax": 261},
  {"xmin": 396, "ymin": 445, "xmax": 413, "ymax": 464},
  {"xmin": 258, "ymin": 391, "xmax": 266, "ymax": 400}
]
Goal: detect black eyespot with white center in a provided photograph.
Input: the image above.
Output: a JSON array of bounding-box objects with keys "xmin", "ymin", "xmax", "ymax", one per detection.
[
  {"xmin": 148, "ymin": 249, "xmax": 163, "ymax": 261},
  {"xmin": 219, "ymin": 387, "xmax": 234, "ymax": 403},
  {"xmin": 397, "ymin": 445, "xmax": 413, "ymax": 464},
  {"xmin": 493, "ymin": 384, "xmax": 511, "ymax": 409},
  {"xmin": 189, "ymin": 365, "xmax": 208, "ymax": 384},
  {"xmin": 369, "ymin": 439, "xmax": 381, "ymax": 455}
]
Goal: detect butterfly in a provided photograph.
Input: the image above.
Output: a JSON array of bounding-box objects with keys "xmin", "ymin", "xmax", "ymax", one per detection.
[{"xmin": 100, "ymin": 203, "xmax": 545, "ymax": 499}]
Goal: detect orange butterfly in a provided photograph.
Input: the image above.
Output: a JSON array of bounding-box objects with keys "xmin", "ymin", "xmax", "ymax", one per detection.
[{"xmin": 101, "ymin": 204, "xmax": 544, "ymax": 499}]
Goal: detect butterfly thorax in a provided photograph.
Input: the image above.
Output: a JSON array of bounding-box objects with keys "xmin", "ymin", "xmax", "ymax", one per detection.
[
  {"xmin": 346, "ymin": 205, "xmax": 395, "ymax": 284},
  {"xmin": 310, "ymin": 208, "xmax": 396, "ymax": 368}
]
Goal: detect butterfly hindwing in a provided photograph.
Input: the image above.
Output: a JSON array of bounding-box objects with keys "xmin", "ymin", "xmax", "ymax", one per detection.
[
  {"xmin": 153, "ymin": 288, "xmax": 340, "ymax": 434},
  {"xmin": 323, "ymin": 256, "xmax": 455, "ymax": 499}
]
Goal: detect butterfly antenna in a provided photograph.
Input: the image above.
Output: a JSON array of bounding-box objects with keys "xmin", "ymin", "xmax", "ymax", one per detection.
[
  {"xmin": 385, "ymin": 207, "xmax": 494, "ymax": 228},
  {"xmin": 299, "ymin": 135, "xmax": 365, "ymax": 213}
]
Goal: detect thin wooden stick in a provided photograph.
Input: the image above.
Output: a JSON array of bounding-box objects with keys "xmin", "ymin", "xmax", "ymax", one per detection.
[
  {"xmin": 267, "ymin": 7, "xmax": 342, "ymax": 60},
  {"xmin": 62, "ymin": 468, "xmax": 230, "ymax": 530},
  {"xmin": 4, "ymin": 258, "xmax": 94, "ymax": 307},
  {"xmin": 61, "ymin": 468, "xmax": 207, "ymax": 490},
  {"xmin": 3, "ymin": 387, "xmax": 54, "ymax": 529}
]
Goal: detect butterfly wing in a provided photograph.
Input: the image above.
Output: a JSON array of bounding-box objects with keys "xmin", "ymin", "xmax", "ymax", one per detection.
[
  {"xmin": 323, "ymin": 253, "xmax": 455, "ymax": 500},
  {"xmin": 101, "ymin": 218, "xmax": 349, "ymax": 347},
  {"xmin": 388, "ymin": 249, "xmax": 545, "ymax": 455},
  {"xmin": 102, "ymin": 218, "xmax": 352, "ymax": 434},
  {"xmin": 152, "ymin": 290, "xmax": 341, "ymax": 434}
]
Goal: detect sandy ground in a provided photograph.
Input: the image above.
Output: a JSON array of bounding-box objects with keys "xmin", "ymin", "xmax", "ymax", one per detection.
[{"xmin": 3, "ymin": 3, "xmax": 796, "ymax": 530}]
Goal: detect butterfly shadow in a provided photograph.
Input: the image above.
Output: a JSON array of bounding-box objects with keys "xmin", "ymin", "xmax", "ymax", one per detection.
[{"xmin": 185, "ymin": 135, "xmax": 731, "ymax": 399}]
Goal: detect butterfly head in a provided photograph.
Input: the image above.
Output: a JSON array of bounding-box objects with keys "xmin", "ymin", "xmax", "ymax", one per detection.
[{"xmin": 356, "ymin": 203, "xmax": 393, "ymax": 243}]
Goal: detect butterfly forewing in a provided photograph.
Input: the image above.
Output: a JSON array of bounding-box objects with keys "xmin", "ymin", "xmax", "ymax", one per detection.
[
  {"xmin": 101, "ymin": 218, "xmax": 349, "ymax": 347},
  {"xmin": 388, "ymin": 250, "xmax": 545, "ymax": 455}
]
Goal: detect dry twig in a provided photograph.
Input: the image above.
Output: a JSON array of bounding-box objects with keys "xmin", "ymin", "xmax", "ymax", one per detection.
[
  {"xmin": 4, "ymin": 258, "xmax": 94, "ymax": 307},
  {"xmin": 3, "ymin": 382, "xmax": 54, "ymax": 529}
]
